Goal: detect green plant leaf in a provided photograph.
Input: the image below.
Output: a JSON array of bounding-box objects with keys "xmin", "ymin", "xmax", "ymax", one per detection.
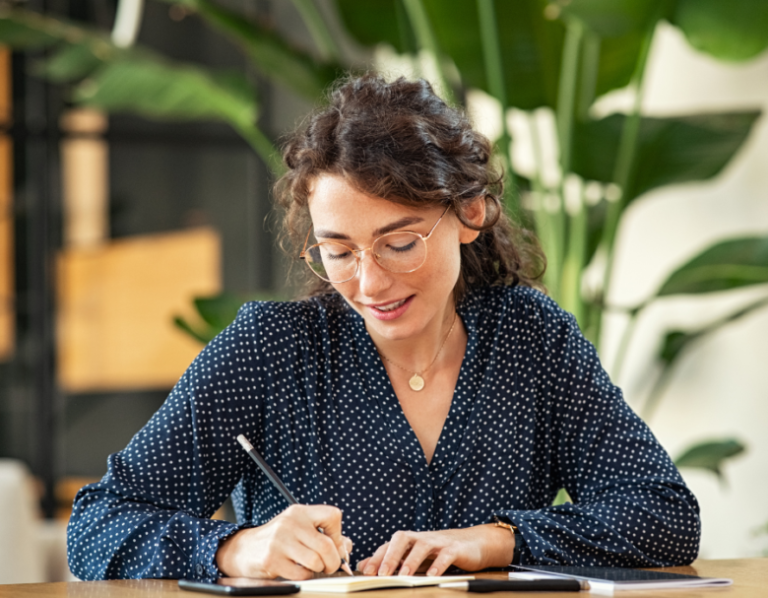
[
  {"xmin": 334, "ymin": 0, "xmax": 406, "ymax": 52},
  {"xmin": 671, "ymin": 0, "xmax": 768, "ymax": 62},
  {"xmin": 657, "ymin": 295, "xmax": 768, "ymax": 368},
  {"xmin": 657, "ymin": 236, "xmax": 768, "ymax": 296},
  {"xmin": 592, "ymin": 27, "xmax": 645, "ymax": 98},
  {"xmin": 73, "ymin": 55, "xmax": 257, "ymax": 127},
  {"xmin": 572, "ymin": 111, "xmax": 761, "ymax": 203},
  {"xmin": 0, "ymin": 10, "xmax": 61, "ymax": 48},
  {"xmin": 37, "ymin": 43, "xmax": 104, "ymax": 83},
  {"xmin": 658, "ymin": 329, "xmax": 701, "ymax": 366},
  {"xmin": 552, "ymin": 487, "xmax": 572, "ymax": 505},
  {"xmin": 194, "ymin": 294, "xmax": 246, "ymax": 331},
  {"xmin": 674, "ymin": 438, "xmax": 746, "ymax": 479},
  {"xmin": 157, "ymin": 0, "xmax": 339, "ymax": 100},
  {"xmin": 173, "ymin": 316, "xmax": 216, "ymax": 345},
  {"xmin": 175, "ymin": 292, "xmax": 288, "ymax": 345},
  {"xmin": 337, "ymin": 0, "xmax": 568, "ymax": 110},
  {"xmin": 337, "ymin": 0, "xmax": 668, "ymax": 112},
  {"xmin": 557, "ymin": 0, "xmax": 666, "ymax": 38}
]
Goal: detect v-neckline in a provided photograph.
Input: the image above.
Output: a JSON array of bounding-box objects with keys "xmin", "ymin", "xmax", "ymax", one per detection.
[{"xmin": 350, "ymin": 303, "xmax": 479, "ymax": 477}]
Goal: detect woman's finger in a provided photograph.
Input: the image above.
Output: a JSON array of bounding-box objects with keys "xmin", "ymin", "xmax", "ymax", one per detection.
[
  {"xmin": 342, "ymin": 536, "xmax": 354, "ymax": 558},
  {"xmin": 396, "ymin": 539, "xmax": 435, "ymax": 576},
  {"xmin": 284, "ymin": 538, "xmax": 329, "ymax": 575},
  {"xmin": 276, "ymin": 560, "xmax": 315, "ymax": 581},
  {"xmin": 294, "ymin": 524, "xmax": 342, "ymax": 574},
  {"xmin": 302, "ymin": 505, "xmax": 349, "ymax": 569},
  {"xmin": 424, "ymin": 548, "xmax": 458, "ymax": 577},
  {"xmin": 361, "ymin": 542, "xmax": 390, "ymax": 575},
  {"xmin": 378, "ymin": 531, "xmax": 414, "ymax": 576}
]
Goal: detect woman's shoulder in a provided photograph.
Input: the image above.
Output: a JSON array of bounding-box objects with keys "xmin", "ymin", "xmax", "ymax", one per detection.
[
  {"xmin": 231, "ymin": 293, "xmax": 349, "ymax": 340},
  {"xmin": 464, "ymin": 284, "xmax": 571, "ymax": 327}
]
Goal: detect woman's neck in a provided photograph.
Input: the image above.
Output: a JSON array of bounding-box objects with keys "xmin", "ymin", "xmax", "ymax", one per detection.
[{"xmin": 369, "ymin": 306, "xmax": 460, "ymax": 374}]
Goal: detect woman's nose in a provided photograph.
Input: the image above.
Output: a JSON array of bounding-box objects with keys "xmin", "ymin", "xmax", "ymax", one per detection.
[{"xmin": 356, "ymin": 250, "xmax": 392, "ymax": 297}]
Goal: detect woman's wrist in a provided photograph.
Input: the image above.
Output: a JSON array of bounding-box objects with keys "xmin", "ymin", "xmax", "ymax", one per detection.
[
  {"xmin": 479, "ymin": 523, "xmax": 516, "ymax": 567},
  {"xmin": 216, "ymin": 528, "xmax": 247, "ymax": 577}
]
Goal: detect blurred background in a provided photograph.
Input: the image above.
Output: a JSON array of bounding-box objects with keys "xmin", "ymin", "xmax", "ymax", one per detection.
[{"xmin": 0, "ymin": 0, "xmax": 766, "ymax": 584}]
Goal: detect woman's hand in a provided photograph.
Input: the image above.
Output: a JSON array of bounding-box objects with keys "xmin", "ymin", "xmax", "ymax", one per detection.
[
  {"xmin": 356, "ymin": 524, "xmax": 514, "ymax": 577},
  {"xmin": 215, "ymin": 504, "xmax": 353, "ymax": 580}
]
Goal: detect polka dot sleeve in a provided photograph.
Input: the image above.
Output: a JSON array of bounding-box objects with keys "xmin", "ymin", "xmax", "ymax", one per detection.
[
  {"xmin": 492, "ymin": 293, "xmax": 701, "ymax": 566},
  {"xmin": 66, "ymin": 301, "xmax": 277, "ymax": 580}
]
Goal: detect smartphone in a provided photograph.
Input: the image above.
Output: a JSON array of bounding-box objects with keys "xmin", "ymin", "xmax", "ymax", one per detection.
[{"xmin": 179, "ymin": 578, "xmax": 301, "ymax": 596}]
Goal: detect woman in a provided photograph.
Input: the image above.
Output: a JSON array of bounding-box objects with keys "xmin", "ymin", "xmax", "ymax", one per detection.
[{"xmin": 67, "ymin": 74, "xmax": 700, "ymax": 582}]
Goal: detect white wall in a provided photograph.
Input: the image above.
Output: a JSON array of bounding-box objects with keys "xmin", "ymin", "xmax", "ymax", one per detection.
[{"xmin": 604, "ymin": 22, "xmax": 768, "ymax": 559}]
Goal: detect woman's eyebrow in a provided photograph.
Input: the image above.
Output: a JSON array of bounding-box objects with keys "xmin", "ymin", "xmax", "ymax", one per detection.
[{"xmin": 314, "ymin": 216, "xmax": 424, "ymax": 240}]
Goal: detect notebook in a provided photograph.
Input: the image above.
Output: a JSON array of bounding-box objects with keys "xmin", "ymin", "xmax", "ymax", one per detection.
[
  {"xmin": 296, "ymin": 574, "xmax": 475, "ymax": 593},
  {"xmin": 510, "ymin": 565, "xmax": 733, "ymax": 591}
]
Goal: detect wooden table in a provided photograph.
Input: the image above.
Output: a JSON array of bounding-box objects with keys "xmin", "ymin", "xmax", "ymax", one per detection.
[{"xmin": 1, "ymin": 559, "xmax": 764, "ymax": 598}]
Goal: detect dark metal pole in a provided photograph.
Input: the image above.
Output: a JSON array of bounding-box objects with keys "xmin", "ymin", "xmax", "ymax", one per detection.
[{"xmin": 20, "ymin": 52, "xmax": 59, "ymax": 520}]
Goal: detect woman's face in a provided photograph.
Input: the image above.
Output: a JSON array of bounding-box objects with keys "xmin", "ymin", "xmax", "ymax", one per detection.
[{"xmin": 307, "ymin": 173, "xmax": 481, "ymax": 344}]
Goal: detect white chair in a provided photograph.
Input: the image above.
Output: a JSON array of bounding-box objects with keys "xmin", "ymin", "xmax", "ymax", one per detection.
[{"xmin": 0, "ymin": 459, "xmax": 72, "ymax": 584}]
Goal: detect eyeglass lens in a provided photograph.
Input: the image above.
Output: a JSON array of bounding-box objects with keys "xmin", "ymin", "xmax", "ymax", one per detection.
[{"xmin": 305, "ymin": 232, "xmax": 427, "ymax": 283}]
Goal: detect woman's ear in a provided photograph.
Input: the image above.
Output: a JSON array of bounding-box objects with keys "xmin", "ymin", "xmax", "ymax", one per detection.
[{"xmin": 458, "ymin": 197, "xmax": 486, "ymax": 244}]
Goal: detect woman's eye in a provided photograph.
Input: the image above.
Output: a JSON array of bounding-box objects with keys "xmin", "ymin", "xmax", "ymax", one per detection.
[
  {"xmin": 324, "ymin": 249, "xmax": 351, "ymax": 261},
  {"xmin": 388, "ymin": 240, "xmax": 417, "ymax": 253}
]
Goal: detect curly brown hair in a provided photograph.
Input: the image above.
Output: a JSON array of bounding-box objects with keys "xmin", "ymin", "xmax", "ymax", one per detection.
[{"xmin": 275, "ymin": 73, "xmax": 545, "ymax": 302}]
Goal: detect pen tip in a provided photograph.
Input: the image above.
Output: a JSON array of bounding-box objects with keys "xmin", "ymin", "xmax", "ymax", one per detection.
[{"xmin": 342, "ymin": 561, "xmax": 354, "ymax": 577}]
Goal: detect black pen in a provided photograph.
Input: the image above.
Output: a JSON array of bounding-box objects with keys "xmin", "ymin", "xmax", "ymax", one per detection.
[
  {"xmin": 236, "ymin": 434, "xmax": 354, "ymax": 576},
  {"xmin": 439, "ymin": 579, "xmax": 588, "ymax": 592}
]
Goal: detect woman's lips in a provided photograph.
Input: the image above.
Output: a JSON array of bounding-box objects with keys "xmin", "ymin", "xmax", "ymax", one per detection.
[{"xmin": 367, "ymin": 295, "xmax": 414, "ymax": 320}]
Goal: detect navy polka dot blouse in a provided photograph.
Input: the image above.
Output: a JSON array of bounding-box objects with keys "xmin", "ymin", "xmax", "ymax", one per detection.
[{"xmin": 67, "ymin": 286, "xmax": 700, "ymax": 580}]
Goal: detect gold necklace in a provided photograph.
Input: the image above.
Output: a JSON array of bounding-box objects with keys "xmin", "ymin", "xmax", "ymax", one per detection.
[{"xmin": 378, "ymin": 313, "xmax": 458, "ymax": 392}]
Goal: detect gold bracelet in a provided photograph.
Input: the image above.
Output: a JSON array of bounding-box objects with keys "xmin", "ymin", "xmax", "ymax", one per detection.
[{"xmin": 493, "ymin": 516, "xmax": 519, "ymax": 535}]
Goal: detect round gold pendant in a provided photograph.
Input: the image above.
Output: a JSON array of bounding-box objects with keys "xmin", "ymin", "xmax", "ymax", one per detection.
[{"xmin": 409, "ymin": 374, "xmax": 425, "ymax": 391}]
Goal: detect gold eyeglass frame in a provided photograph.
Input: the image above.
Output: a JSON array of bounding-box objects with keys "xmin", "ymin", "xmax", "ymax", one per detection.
[{"xmin": 300, "ymin": 206, "xmax": 451, "ymax": 283}]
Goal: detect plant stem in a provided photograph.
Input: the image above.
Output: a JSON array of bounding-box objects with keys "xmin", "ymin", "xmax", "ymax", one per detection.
[
  {"xmin": 291, "ymin": 0, "xmax": 342, "ymax": 63},
  {"xmin": 235, "ymin": 123, "xmax": 284, "ymax": 177},
  {"xmin": 560, "ymin": 184, "xmax": 587, "ymax": 325},
  {"xmin": 611, "ymin": 305, "xmax": 643, "ymax": 382},
  {"xmin": 401, "ymin": 0, "xmax": 456, "ymax": 104},
  {"xmin": 560, "ymin": 27, "xmax": 600, "ymax": 327},
  {"xmin": 477, "ymin": 0, "xmax": 516, "ymax": 211},
  {"xmin": 577, "ymin": 32, "xmax": 600, "ymax": 121},
  {"xmin": 556, "ymin": 18, "xmax": 583, "ymax": 176},
  {"xmin": 552, "ymin": 18, "xmax": 583, "ymax": 306},
  {"xmin": 641, "ymin": 363, "xmax": 675, "ymax": 422},
  {"xmin": 593, "ymin": 18, "xmax": 657, "ymax": 346}
]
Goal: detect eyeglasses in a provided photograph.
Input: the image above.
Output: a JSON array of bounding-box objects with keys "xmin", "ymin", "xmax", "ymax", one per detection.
[{"xmin": 300, "ymin": 206, "xmax": 450, "ymax": 284}]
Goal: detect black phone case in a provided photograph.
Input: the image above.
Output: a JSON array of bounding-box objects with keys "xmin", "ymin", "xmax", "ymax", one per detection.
[{"xmin": 178, "ymin": 579, "xmax": 301, "ymax": 596}]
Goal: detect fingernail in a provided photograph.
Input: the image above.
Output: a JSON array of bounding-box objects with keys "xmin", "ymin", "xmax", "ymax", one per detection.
[
  {"xmin": 427, "ymin": 567, "xmax": 438, "ymax": 576},
  {"xmin": 399, "ymin": 565, "xmax": 410, "ymax": 576},
  {"xmin": 379, "ymin": 565, "xmax": 390, "ymax": 576},
  {"xmin": 364, "ymin": 565, "xmax": 375, "ymax": 576}
]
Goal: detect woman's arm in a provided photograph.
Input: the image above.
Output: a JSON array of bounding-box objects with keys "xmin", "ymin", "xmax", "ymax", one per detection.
[
  {"xmin": 490, "ymin": 306, "xmax": 701, "ymax": 567},
  {"xmin": 66, "ymin": 361, "xmax": 249, "ymax": 580},
  {"xmin": 67, "ymin": 300, "xmax": 352, "ymax": 581},
  {"xmin": 67, "ymin": 303, "xmax": 261, "ymax": 580}
]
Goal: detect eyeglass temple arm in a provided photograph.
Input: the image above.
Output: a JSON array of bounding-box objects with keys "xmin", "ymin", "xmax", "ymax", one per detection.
[
  {"xmin": 424, "ymin": 206, "xmax": 451, "ymax": 239},
  {"xmin": 299, "ymin": 226, "xmax": 313, "ymax": 260}
]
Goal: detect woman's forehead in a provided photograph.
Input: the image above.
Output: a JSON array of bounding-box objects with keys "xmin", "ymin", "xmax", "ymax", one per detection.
[{"xmin": 307, "ymin": 173, "xmax": 442, "ymax": 235}]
